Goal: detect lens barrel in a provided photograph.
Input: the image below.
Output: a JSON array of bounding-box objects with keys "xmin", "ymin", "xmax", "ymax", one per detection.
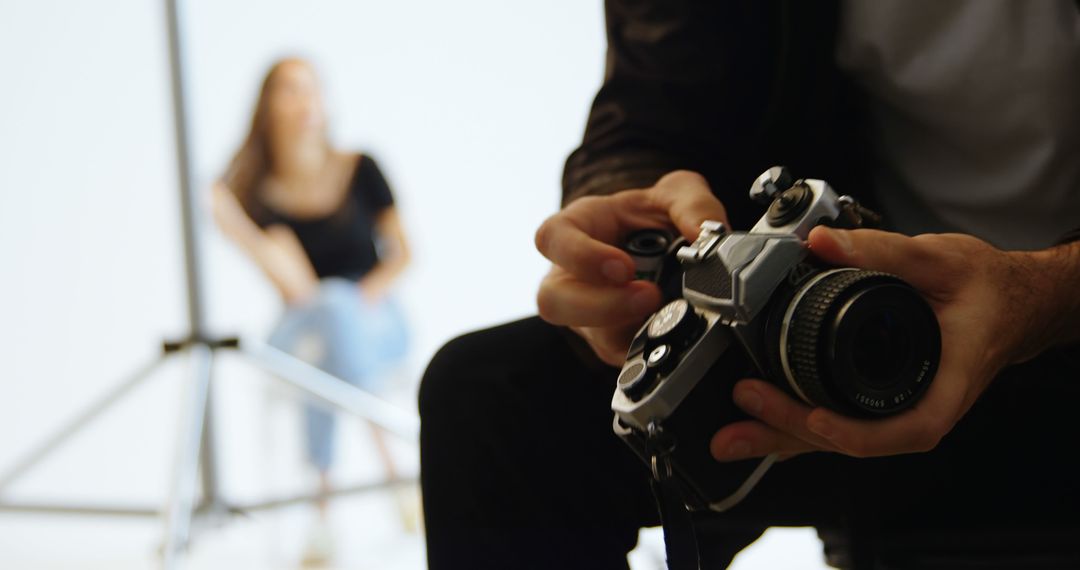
[{"xmin": 780, "ymin": 269, "xmax": 940, "ymax": 416}]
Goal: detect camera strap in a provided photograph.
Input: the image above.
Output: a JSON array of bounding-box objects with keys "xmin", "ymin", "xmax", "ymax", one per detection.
[
  {"xmin": 650, "ymin": 471, "xmax": 706, "ymax": 570},
  {"xmin": 645, "ymin": 421, "xmax": 709, "ymax": 570},
  {"xmin": 645, "ymin": 421, "xmax": 779, "ymax": 569}
]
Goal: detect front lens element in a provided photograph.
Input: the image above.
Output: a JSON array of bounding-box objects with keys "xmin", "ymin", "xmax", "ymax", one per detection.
[{"xmin": 850, "ymin": 308, "xmax": 911, "ymax": 389}]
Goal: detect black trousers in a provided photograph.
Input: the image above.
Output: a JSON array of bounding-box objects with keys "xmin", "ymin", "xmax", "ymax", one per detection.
[{"xmin": 419, "ymin": 317, "xmax": 1080, "ymax": 569}]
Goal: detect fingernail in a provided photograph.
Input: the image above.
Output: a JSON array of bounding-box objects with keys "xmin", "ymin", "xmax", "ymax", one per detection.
[
  {"xmin": 727, "ymin": 440, "xmax": 752, "ymax": 458},
  {"xmin": 601, "ymin": 260, "xmax": 630, "ymax": 283},
  {"xmin": 808, "ymin": 416, "xmax": 834, "ymax": 439},
  {"xmin": 630, "ymin": 289, "xmax": 657, "ymax": 315},
  {"xmin": 734, "ymin": 388, "xmax": 763, "ymax": 415},
  {"xmin": 829, "ymin": 228, "xmax": 855, "ymax": 256}
]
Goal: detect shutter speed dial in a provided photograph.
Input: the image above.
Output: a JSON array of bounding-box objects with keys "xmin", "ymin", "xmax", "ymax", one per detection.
[{"xmin": 646, "ymin": 299, "xmax": 705, "ymax": 350}]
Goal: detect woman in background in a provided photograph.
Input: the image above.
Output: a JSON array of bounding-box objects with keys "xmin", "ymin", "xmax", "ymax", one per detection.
[{"xmin": 211, "ymin": 58, "xmax": 410, "ymax": 563}]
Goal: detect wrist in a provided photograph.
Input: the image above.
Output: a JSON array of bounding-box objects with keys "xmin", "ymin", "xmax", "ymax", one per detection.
[
  {"xmin": 1006, "ymin": 242, "xmax": 1080, "ymax": 361},
  {"xmin": 357, "ymin": 277, "xmax": 383, "ymax": 301}
]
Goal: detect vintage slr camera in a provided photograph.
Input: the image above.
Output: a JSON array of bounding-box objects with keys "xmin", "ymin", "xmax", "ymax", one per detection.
[{"xmin": 613, "ymin": 167, "xmax": 941, "ymax": 512}]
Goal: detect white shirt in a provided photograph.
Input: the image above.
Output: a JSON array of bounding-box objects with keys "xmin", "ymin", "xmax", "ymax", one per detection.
[{"xmin": 836, "ymin": 0, "xmax": 1080, "ymax": 250}]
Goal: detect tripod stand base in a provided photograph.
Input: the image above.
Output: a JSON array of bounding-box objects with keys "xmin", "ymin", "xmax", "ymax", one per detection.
[{"xmin": 0, "ymin": 336, "xmax": 420, "ymax": 569}]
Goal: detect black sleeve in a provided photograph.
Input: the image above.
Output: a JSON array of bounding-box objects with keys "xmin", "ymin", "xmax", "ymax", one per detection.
[
  {"xmin": 355, "ymin": 154, "xmax": 395, "ymax": 213},
  {"xmin": 561, "ymin": 1, "xmax": 849, "ymax": 229},
  {"xmin": 562, "ymin": 1, "xmax": 777, "ymax": 207},
  {"xmin": 1058, "ymin": 227, "xmax": 1080, "ymax": 245}
]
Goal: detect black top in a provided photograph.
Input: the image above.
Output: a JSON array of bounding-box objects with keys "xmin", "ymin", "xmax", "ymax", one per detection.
[{"xmin": 253, "ymin": 155, "xmax": 395, "ymax": 280}]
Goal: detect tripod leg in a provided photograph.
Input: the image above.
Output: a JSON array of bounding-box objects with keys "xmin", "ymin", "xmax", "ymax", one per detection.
[
  {"xmin": 160, "ymin": 344, "xmax": 213, "ymax": 570},
  {"xmin": 239, "ymin": 340, "xmax": 419, "ymax": 440},
  {"xmin": 197, "ymin": 386, "xmax": 225, "ymax": 518},
  {"xmin": 0, "ymin": 355, "xmax": 169, "ymax": 494}
]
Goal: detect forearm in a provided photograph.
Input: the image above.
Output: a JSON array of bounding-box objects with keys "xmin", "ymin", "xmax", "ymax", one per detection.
[
  {"xmin": 1018, "ymin": 240, "xmax": 1080, "ymax": 356},
  {"xmin": 249, "ymin": 240, "xmax": 319, "ymax": 304},
  {"xmin": 358, "ymin": 253, "xmax": 408, "ymax": 302},
  {"xmin": 248, "ymin": 223, "xmax": 324, "ymax": 304},
  {"xmin": 211, "ymin": 184, "xmax": 319, "ymax": 303},
  {"xmin": 362, "ymin": 207, "xmax": 410, "ymax": 302}
]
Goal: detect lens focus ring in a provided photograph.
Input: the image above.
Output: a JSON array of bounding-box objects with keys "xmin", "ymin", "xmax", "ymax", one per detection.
[
  {"xmin": 786, "ymin": 271, "xmax": 883, "ymax": 410},
  {"xmin": 784, "ymin": 269, "xmax": 939, "ymax": 416}
]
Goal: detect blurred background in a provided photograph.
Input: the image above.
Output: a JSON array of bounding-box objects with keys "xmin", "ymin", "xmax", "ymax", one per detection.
[{"xmin": 0, "ymin": 0, "xmax": 829, "ymax": 568}]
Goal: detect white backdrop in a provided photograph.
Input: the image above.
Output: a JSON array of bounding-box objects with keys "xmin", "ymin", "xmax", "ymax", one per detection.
[
  {"xmin": 0, "ymin": 1, "xmax": 827, "ymax": 568},
  {"xmin": 0, "ymin": 0, "xmax": 599, "ymax": 491}
]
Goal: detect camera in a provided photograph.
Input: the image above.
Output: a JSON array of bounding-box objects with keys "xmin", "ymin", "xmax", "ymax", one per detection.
[{"xmin": 613, "ymin": 167, "xmax": 941, "ymax": 511}]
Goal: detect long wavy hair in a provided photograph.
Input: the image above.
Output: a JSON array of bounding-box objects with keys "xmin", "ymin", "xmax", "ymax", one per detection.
[{"xmin": 222, "ymin": 58, "xmax": 330, "ymax": 217}]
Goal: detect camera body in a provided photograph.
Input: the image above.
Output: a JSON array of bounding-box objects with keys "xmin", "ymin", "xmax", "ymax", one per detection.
[{"xmin": 613, "ymin": 168, "xmax": 941, "ymax": 511}]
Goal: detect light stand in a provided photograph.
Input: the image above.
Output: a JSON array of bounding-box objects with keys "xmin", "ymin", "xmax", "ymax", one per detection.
[{"xmin": 0, "ymin": 0, "xmax": 420, "ymax": 567}]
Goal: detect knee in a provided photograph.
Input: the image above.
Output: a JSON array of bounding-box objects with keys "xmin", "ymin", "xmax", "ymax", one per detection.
[
  {"xmin": 277, "ymin": 280, "xmax": 357, "ymax": 333},
  {"xmin": 419, "ymin": 319, "xmax": 541, "ymax": 419},
  {"xmin": 419, "ymin": 317, "xmax": 558, "ymax": 429},
  {"xmin": 305, "ymin": 283, "xmax": 363, "ymax": 339},
  {"xmin": 418, "ymin": 331, "xmax": 488, "ymax": 421}
]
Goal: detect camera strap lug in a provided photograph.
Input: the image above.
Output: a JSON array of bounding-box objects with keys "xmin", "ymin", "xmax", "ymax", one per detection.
[
  {"xmin": 645, "ymin": 421, "xmax": 676, "ymax": 481},
  {"xmin": 836, "ymin": 195, "xmax": 882, "ymax": 229}
]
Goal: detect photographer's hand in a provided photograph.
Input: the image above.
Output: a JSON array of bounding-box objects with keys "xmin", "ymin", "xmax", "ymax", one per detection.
[
  {"xmin": 711, "ymin": 227, "xmax": 1080, "ymax": 461},
  {"xmin": 535, "ymin": 171, "xmax": 729, "ymax": 366}
]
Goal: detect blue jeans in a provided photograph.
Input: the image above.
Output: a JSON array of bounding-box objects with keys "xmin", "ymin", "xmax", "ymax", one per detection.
[{"xmin": 268, "ymin": 278, "xmax": 408, "ymax": 471}]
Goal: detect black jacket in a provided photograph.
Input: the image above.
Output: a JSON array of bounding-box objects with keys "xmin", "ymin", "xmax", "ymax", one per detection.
[{"xmin": 563, "ymin": 0, "xmax": 1080, "ymax": 243}]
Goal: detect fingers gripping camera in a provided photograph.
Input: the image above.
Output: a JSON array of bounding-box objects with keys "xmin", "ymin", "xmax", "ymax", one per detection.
[{"xmin": 613, "ymin": 167, "xmax": 941, "ymax": 511}]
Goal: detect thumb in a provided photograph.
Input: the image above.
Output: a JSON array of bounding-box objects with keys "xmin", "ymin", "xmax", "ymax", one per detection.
[
  {"xmin": 647, "ymin": 171, "xmax": 730, "ymax": 240},
  {"xmin": 808, "ymin": 226, "xmax": 939, "ymax": 290}
]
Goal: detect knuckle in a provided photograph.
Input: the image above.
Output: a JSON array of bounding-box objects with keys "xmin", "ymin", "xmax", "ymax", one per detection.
[
  {"xmin": 656, "ymin": 169, "xmax": 706, "ymax": 189},
  {"xmin": 634, "ymin": 186, "xmax": 663, "ymax": 212},
  {"xmin": 614, "ymin": 188, "xmax": 650, "ymax": 209},
  {"xmin": 534, "ymin": 217, "xmax": 557, "ymax": 254},
  {"xmin": 907, "ymin": 233, "xmax": 940, "ymax": 254},
  {"xmin": 535, "ymin": 284, "xmax": 561, "ymax": 323},
  {"xmin": 575, "ymin": 195, "xmax": 602, "ymax": 208},
  {"xmin": 775, "ymin": 405, "xmax": 799, "ymax": 433},
  {"xmin": 569, "ymin": 195, "xmax": 605, "ymax": 217},
  {"xmin": 912, "ymin": 234, "xmax": 971, "ymax": 270},
  {"xmin": 622, "ymin": 188, "xmax": 649, "ymax": 200}
]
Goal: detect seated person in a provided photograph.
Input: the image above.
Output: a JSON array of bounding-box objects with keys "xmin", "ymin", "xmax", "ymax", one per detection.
[
  {"xmin": 418, "ymin": 2, "xmax": 1080, "ymax": 569},
  {"xmin": 211, "ymin": 58, "xmax": 410, "ymax": 562}
]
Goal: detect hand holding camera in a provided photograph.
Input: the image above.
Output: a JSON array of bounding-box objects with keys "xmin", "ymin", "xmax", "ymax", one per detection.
[
  {"xmin": 535, "ymin": 171, "xmax": 730, "ymax": 366},
  {"xmin": 537, "ymin": 166, "xmax": 1050, "ymax": 511},
  {"xmin": 710, "ymin": 224, "xmax": 1050, "ymax": 463},
  {"xmin": 608, "ymin": 167, "xmax": 1065, "ymax": 514},
  {"xmin": 612, "ymin": 167, "xmax": 944, "ymax": 509}
]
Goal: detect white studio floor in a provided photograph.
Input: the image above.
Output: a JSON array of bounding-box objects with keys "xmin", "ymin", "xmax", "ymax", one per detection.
[
  {"xmin": 0, "ymin": 492, "xmax": 427, "ymax": 570},
  {"xmin": 0, "ymin": 508, "xmax": 831, "ymax": 570}
]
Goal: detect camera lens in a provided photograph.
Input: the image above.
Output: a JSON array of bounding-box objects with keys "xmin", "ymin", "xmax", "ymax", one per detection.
[{"xmin": 779, "ymin": 269, "xmax": 940, "ymax": 416}]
